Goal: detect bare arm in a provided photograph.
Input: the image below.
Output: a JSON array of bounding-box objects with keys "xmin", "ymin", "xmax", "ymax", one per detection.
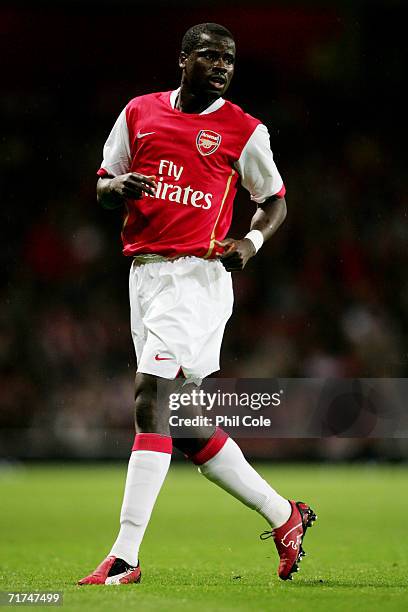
[
  {"xmin": 249, "ymin": 195, "xmax": 287, "ymax": 241},
  {"xmin": 97, "ymin": 173, "xmax": 157, "ymax": 209},
  {"xmin": 216, "ymin": 195, "xmax": 287, "ymax": 271}
]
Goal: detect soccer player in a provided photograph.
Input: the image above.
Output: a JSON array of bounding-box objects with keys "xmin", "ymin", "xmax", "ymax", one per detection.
[{"xmin": 78, "ymin": 23, "xmax": 316, "ymax": 586}]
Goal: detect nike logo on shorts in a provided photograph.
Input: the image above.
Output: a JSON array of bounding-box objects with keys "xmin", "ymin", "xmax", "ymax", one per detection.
[
  {"xmin": 155, "ymin": 354, "xmax": 172, "ymax": 361},
  {"xmin": 137, "ymin": 130, "xmax": 155, "ymax": 138}
]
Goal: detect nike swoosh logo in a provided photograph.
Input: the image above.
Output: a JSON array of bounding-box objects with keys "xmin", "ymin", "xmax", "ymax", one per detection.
[
  {"xmin": 137, "ymin": 131, "xmax": 155, "ymax": 139},
  {"xmin": 155, "ymin": 354, "xmax": 172, "ymax": 361}
]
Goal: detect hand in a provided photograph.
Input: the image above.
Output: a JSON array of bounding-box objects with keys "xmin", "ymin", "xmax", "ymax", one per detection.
[
  {"xmin": 215, "ymin": 237, "xmax": 256, "ymax": 271},
  {"xmin": 110, "ymin": 173, "xmax": 157, "ymax": 200}
]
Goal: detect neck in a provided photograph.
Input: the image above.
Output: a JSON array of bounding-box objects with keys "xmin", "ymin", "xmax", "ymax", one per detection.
[{"xmin": 176, "ymin": 84, "xmax": 220, "ymax": 114}]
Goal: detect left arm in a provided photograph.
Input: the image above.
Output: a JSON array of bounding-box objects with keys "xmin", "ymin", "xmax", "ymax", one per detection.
[
  {"xmin": 216, "ymin": 195, "xmax": 287, "ymax": 271},
  {"xmin": 217, "ymin": 123, "xmax": 287, "ymax": 271}
]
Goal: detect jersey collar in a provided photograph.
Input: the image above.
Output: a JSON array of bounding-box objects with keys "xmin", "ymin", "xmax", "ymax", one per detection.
[{"xmin": 170, "ymin": 88, "xmax": 225, "ymax": 115}]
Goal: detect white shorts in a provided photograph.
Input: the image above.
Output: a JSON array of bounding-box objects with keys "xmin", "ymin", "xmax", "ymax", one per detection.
[{"xmin": 129, "ymin": 256, "xmax": 234, "ymax": 381}]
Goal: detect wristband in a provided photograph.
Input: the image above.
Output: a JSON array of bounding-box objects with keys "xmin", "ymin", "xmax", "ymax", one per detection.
[{"xmin": 244, "ymin": 229, "xmax": 264, "ymax": 253}]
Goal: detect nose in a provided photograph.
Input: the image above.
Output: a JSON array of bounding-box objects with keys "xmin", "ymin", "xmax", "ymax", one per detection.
[{"xmin": 213, "ymin": 57, "xmax": 228, "ymax": 72}]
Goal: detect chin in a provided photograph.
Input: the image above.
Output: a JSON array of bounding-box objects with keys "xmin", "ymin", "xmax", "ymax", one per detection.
[{"xmin": 206, "ymin": 88, "xmax": 224, "ymax": 98}]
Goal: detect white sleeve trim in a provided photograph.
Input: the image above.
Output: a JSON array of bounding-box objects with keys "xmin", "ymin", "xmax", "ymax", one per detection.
[
  {"xmin": 234, "ymin": 124, "xmax": 284, "ymax": 204},
  {"xmin": 99, "ymin": 107, "xmax": 131, "ymax": 176}
]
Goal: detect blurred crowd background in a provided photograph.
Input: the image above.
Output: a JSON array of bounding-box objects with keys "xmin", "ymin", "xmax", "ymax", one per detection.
[{"xmin": 1, "ymin": 0, "xmax": 407, "ymax": 459}]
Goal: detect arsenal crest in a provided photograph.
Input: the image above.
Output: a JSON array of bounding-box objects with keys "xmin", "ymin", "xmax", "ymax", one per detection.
[{"xmin": 196, "ymin": 130, "xmax": 222, "ymax": 156}]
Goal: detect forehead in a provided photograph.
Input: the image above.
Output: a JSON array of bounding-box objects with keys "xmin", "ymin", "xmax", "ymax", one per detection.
[{"xmin": 194, "ymin": 32, "xmax": 235, "ymax": 54}]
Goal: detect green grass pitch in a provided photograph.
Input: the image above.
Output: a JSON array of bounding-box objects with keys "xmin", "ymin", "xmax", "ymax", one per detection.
[{"xmin": 1, "ymin": 463, "xmax": 407, "ymax": 611}]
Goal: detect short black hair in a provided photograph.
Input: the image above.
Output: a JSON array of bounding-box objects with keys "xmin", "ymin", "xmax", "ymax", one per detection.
[{"xmin": 181, "ymin": 23, "xmax": 234, "ymax": 55}]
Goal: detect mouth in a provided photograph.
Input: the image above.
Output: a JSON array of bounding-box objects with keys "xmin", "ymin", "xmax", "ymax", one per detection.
[{"xmin": 208, "ymin": 75, "xmax": 226, "ymax": 90}]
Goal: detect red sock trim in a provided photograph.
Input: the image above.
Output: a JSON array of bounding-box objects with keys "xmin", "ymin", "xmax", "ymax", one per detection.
[
  {"xmin": 132, "ymin": 433, "xmax": 172, "ymax": 454},
  {"xmin": 189, "ymin": 427, "xmax": 229, "ymax": 465}
]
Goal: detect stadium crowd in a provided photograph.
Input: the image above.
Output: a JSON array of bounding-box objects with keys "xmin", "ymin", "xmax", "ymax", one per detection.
[{"xmin": 1, "ymin": 1, "xmax": 406, "ymax": 459}]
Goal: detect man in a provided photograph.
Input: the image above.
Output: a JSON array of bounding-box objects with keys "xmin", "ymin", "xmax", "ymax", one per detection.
[{"xmin": 78, "ymin": 22, "xmax": 316, "ymax": 586}]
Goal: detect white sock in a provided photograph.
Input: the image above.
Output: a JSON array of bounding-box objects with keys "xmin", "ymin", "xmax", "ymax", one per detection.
[
  {"xmin": 198, "ymin": 437, "xmax": 291, "ymax": 528},
  {"xmin": 110, "ymin": 438, "xmax": 171, "ymax": 566}
]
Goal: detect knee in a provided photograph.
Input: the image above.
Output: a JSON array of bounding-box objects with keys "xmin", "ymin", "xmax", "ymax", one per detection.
[
  {"xmin": 134, "ymin": 373, "xmax": 157, "ymax": 432},
  {"xmin": 134, "ymin": 373, "xmax": 170, "ymax": 434}
]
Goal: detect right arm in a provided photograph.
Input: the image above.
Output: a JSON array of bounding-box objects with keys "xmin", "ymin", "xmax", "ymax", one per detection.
[
  {"xmin": 97, "ymin": 174, "xmax": 157, "ymax": 209},
  {"xmin": 97, "ymin": 106, "xmax": 156, "ymax": 209}
]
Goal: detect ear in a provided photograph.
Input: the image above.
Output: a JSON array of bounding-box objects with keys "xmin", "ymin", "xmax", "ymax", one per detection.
[{"xmin": 179, "ymin": 51, "xmax": 187, "ymax": 69}]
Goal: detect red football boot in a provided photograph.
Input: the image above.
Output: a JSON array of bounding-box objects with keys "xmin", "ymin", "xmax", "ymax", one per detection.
[
  {"xmin": 78, "ymin": 555, "xmax": 141, "ymax": 585},
  {"xmin": 260, "ymin": 500, "xmax": 317, "ymax": 580}
]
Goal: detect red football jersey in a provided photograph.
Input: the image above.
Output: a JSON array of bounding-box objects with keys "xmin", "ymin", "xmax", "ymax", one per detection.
[{"xmin": 98, "ymin": 90, "xmax": 284, "ymax": 258}]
